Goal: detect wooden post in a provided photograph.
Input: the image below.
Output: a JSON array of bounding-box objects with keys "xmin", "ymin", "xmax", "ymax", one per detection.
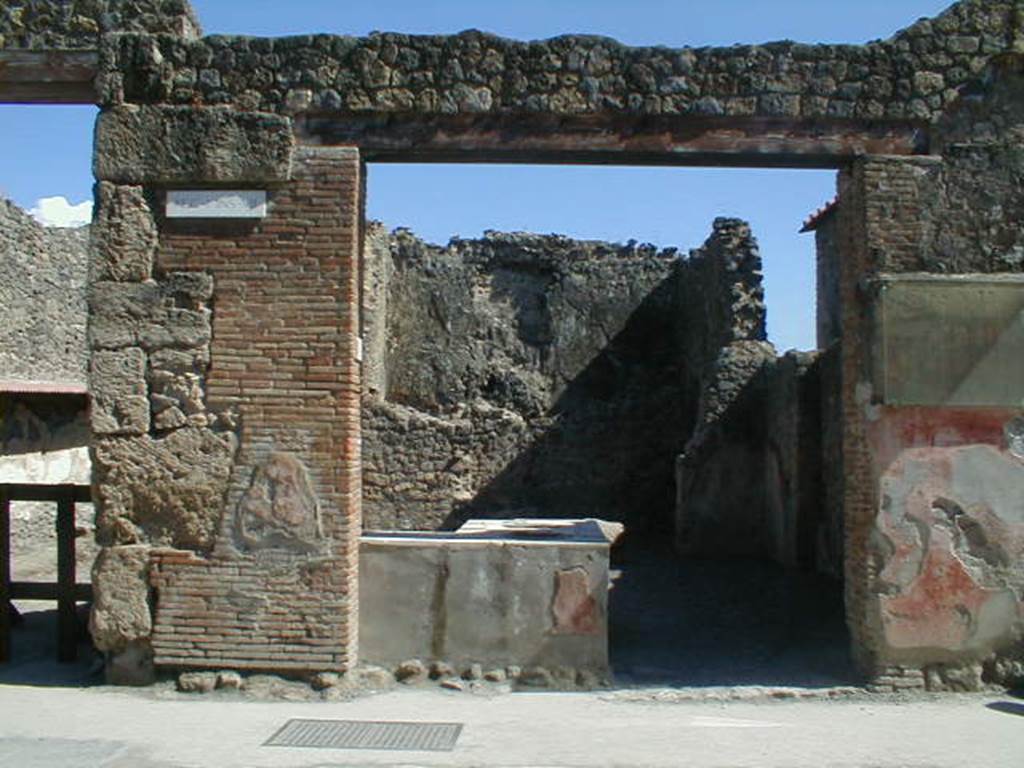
[
  {"xmin": 56, "ymin": 491, "xmax": 77, "ymax": 663},
  {"xmin": 0, "ymin": 488, "xmax": 10, "ymax": 663}
]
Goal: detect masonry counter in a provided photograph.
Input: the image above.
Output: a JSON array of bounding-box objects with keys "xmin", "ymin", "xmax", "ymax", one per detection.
[{"xmin": 359, "ymin": 519, "xmax": 622, "ymax": 681}]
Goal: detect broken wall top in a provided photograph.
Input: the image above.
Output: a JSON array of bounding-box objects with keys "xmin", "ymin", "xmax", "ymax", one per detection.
[
  {"xmin": 0, "ymin": 0, "xmax": 201, "ymax": 49},
  {"xmin": 96, "ymin": 1, "xmax": 1022, "ymax": 121},
  {"xmin": 5, "ymin": 1, "xmax": 1023, "ymax": 126}
]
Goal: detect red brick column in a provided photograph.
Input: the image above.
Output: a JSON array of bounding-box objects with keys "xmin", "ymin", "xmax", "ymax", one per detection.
[{"xmin": 149, "ymin": 147, "xmax": 362, "ymax": 672}]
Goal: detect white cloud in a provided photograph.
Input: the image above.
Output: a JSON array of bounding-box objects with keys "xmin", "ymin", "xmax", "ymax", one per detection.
[{"xmin": 29, "ymin": 196, "xmax": 92, "ymax": 228}]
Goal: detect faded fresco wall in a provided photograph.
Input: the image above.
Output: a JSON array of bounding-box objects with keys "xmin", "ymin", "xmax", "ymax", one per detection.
[{"xmin": 0, "ymin": 392, "xmax": 96, "ymax": 583}]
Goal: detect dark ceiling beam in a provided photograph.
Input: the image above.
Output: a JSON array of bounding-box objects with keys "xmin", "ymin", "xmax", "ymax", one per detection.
[
  {"xmin": 297, "ymin": 113, "xmax": 930, "ymax": 169},
  {"xmin": 0, "ymin": 51, "xmax": 97, "ymax": 104}
]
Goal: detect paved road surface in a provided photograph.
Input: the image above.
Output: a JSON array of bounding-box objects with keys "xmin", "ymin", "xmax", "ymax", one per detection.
[{"xmin": 1, "ymin": 681, "xmax": 1021, "ymax": 767}]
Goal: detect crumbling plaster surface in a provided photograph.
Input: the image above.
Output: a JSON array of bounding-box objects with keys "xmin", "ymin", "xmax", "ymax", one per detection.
[
  {"xmin": 839, "ymin": 59, "xmax": 1024, "ymax": 690},
  {"xmin": 359, "ymin": 529, "xmax": 610, "ymax": 675},
  {"xmin": 0, "ymin": 392, "xmax": 96, "ymax": 584},
  {"xmin": 872, "ymin": 443, "xmax": 1023, "ymax": 662}
]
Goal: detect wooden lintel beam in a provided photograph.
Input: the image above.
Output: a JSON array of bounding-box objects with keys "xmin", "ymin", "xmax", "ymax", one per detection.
[
  {"xmin": 297, "ymin": 113, "xmax": 930, "ymax": 169},
  {"xmin": 10, "ymin": 582, "xmax": 93, "ymax": 601},
  {"xmin": 0, "ymin": 484, "xmax": 91, "ymax": 503},
  {"xmin": 56, "ymin": 494, "xmax": 77, "ymax": 662},
  {"xmin": 0, "ymin": 51, "xmax": 97, "ymax": 104}
]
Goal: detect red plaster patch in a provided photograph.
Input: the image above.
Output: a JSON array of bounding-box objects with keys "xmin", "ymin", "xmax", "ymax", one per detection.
[
  {"xmin": 874, "ymin": 445, "xmax": 1024, "ymax": 654},
  {"xmin": 551, "ymin": 568, "xmax": 600, "ymax": 636},
  {"xmin": 869, "ymin": 407, "xmax": 1013, "ymax": 473},
  {"xmin": 881, "ymin": 544, "xmax": 991, "ymax": 650}
]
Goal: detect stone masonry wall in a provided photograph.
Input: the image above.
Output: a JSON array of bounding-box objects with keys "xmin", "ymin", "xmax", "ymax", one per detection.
[
  {"xmin": 672, "ymin": 220, "xmax": 841, "ymax": 574},
  {"xmin": 0, "ymin": 197, "xmax": 89, "ymax": 385},
  {"xmin": 673, "ymin": 218, "xmax": 816, "ymax": 568},
  {"xmin": 86, "ymin": 102, "xmax": 362, "ymax": 681},
  {"xmin": 95, "ymin": 1, "xmax": 1022, "ymax": 124},
  {"xmin": 0, "ymin": 0, "xmax": 200, "ymax": 49},
  {"xmin": 0, "ymin": 198, "xmax": 94, "ymax": 587},
  {"xmin": 48, "ymin": 0, "xmax": 1024, "ymax": 688},
  {"xmin": 361, "ymin": 225, "xmax": 687, "ymax": 534},
  {"xmin": 839, "ymin": 59, "xmax": 1024, "ymax": 692}
]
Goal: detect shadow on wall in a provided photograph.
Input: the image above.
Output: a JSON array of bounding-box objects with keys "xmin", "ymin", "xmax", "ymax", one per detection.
[
  {"xmin": 361, "ymin": 217, "xmax": 838, "ymax": 576},
  {"xmin": 442, "ymin": 270, "xmax": 693, "ymax": 536},
  {"xmin": 361, "ymin": 227, "xmax": 695, "ymax": 536},
  {"xmin": 608, "ymin": 539, "xmax": 856, "ymax": 687},
  {"xmin": 0, "ymin": 394, "xmax": 90, "ymax": 460}
]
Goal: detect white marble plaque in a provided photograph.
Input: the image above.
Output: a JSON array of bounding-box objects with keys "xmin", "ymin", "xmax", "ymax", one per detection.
[{"xmin": 166, "ymin": 190, "xmax": 267, "ymax": 219}]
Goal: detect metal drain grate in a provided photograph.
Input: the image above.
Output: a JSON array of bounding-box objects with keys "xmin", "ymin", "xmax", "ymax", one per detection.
[{"xmin": 264, "ymin": 719, "xmax": 463, "ymax": 751}]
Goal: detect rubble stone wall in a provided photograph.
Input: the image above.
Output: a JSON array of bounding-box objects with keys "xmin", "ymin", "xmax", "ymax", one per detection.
[
  {"xmin": 0, "ymin": 198, "xmax": 93, "ymax": 582},
  {"xmin": 96, "ymin": 2, "xmax": 1022, "ymax": 124},
  {"xmin": 361, "ymin": 225, "xmax": 687, "ymax": 533},
  {"xmin": 0, "ymin": 198, "xmax": 89, "ymax": 385},
  {"xmin": 673, "ymin": 219, "xmax": 831, "ymax": 571},
  {"xmin": 0, "ymin": 0, "xmax": 200, "ymax": 50}
]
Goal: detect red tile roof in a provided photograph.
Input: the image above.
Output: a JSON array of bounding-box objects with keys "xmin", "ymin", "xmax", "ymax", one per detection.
[{"xmin": 800, "ymin": 197, "xmax": 838, "ymax": 233}]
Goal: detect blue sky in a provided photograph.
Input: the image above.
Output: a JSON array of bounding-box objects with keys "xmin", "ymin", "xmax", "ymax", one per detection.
[{"xmin": 0, "ymin": 0, "xmax": 952, "ymax": 351}]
